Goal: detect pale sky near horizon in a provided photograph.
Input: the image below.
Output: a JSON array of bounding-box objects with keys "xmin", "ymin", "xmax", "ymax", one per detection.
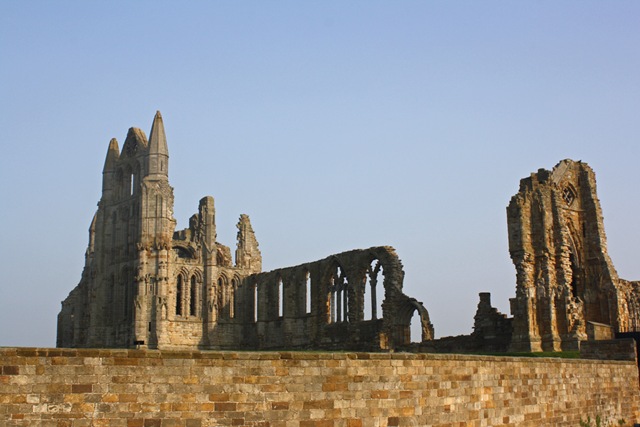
[{"xmin": 1, "ymin": 2, "xmax": 639, "ymax": 347}]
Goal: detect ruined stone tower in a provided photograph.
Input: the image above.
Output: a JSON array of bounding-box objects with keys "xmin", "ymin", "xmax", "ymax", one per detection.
[
  {"xmin": 57, "ymin": 112, "xmax": 432, "ymax": 350},
  {"xmin": 57, "ymin": 112, "xmax": 262, "ymax": 349},
  {"xmin": 507, "ymin": 159, "xmax": 640, "ymax": 352}
]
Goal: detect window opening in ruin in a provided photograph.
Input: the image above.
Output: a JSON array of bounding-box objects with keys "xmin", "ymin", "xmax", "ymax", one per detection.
[
  {"xmin": 364, "ymin": 260, "xmax": 383, "ymax": 320},
  {"xmin": 278, "ymin": 277, "xmax": 284, "ymax": 318},
  {"xmin": 253, "ymin": 281, "xmax": 258, "ymax": 322},
  {"xmin": 305, "ymin": 271, "xmax": 311, "ymax": 314},
  {"xmin": 342, "ymin": 284, "xmax": 349, "ymax": 323},
  {"xmin": 130, "ymin": 173, "xmax": 135, "ymax": 196},
  {"xmin": 562, "ymin": 186, "xmax": 576, "ymax": 206},
  {"xmin": 176, "ymin": 276, "xmax": 183, "ymax": 316},
  {"xmin": 328, "ymin": 265, "xmax": 347, "ymax": 323},
  {"xmin": 409, "ymin": 311, "xmax": 422, "ymax": 343},
  {"xmin": 217, "ymin": 277, "xmax": 225, "ymax": 317},
  {"xmin": 230, "ymin": 277, "xmax": 239, "ymax": 319},
  {"xmin": 189, "ymin": 276, "xmax": 197, "ymax": 316}
]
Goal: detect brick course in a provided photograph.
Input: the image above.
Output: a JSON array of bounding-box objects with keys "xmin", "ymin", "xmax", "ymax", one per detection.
[{"xmin": 0, "ymin": 347, "xmax": 638, "ymax": 426}]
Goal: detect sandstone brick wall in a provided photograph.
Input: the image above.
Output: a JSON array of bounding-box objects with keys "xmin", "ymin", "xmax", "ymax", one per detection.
[{"xmin": 1, "ymin": 348, "xmax": 639, "ymax": 427}]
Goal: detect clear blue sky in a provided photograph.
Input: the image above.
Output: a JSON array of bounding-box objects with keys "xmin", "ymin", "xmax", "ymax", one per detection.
[{"xmin": 1, "ymin": 2, "xmax": 639, "ymax": 347}]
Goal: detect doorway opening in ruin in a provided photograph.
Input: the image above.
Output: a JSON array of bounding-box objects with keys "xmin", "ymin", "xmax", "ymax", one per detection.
[
  {"xmin": 364, "ymin": 259, "xmax": 383, "ymax": 320},
  {"xmin": 399, "ymin": 299, "xmax": 433, "ymax": 345},
  {"xmin": 409, "ymin": 312, "xmax": 422, "ymax": 343}
]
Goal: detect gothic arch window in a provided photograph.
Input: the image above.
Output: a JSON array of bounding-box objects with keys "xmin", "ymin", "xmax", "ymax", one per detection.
[
  {"xmin": 253, "ymin": 280, "xmax": 258, "ymax": 323},
  {"xmin": 230, "ymin": 277, "xmax": 239, "ymax": 319},
  {"xmin": 278, "ymin": 276, "xmax": 284, "ymax": 318},
  {"xmin": 217, "ymin": 275, "xmax": 229, "ymax": 318},
  {"xmin": 189, "ymin": 275, "xmax": 197, "ymax": 316},
  {"xmin": 364, "ymin": 259, "xmax": 383, "ymax": 320},
  {"xmin": 305, "ymin": 270, "xmax": 311, "ymax": 314},
  {"xmin": 119, "ymin": 165, "xmax": 133, "ymax": 199},
  {"xmin": 328, "ymin": 264, "xmax": 348, "ymax": 323},
  {"xmin": 176, "ymin": 275, "xmax": 184, "ymax": 316}
]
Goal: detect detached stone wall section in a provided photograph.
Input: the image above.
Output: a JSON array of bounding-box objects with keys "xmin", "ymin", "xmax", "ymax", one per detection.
[
  {"xmin": 507, "ymin": 159, "xmax": 640, "ymax": 352},
  {"xmin": 1, "ymin": 348, "xmax": 639, "ymax": 427}
]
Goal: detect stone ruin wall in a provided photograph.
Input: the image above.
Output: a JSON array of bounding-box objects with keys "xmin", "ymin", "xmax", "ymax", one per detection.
[
  {"xmin": 56, "ymin": 112, "xmax": 640, "ymax": 356},
  {"xmin": 417, "ymin": 159, "xmax": 640, "ymax": 355},
  {"xmin": 57, "ymin": 112, "xmax": 433, "ymax": 353},
  {"xmin": 507, "ymin": 160, "xmax": 640, "ymax": 352},
  {"xmin": 246, "ymin": 246, "xmax": 433, "ymax": 351},
  {"xmin": 2, "ymin": 347, "xmax": 638, "ymax": 426}
]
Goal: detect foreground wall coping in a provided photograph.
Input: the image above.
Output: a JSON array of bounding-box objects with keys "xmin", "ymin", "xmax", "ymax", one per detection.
[{"xmin": 1, "ymin": 346, "xmax": 636, "ymax": 366}]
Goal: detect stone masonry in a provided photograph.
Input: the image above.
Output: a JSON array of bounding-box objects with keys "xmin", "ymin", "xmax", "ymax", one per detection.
[
  {"xmin": 507, "ymin": 160, "xmax": 640, "ymax": 352},
  {"xmin": 416, "ymin": 160, "xmax": 640, "ymax": 355},
  {"xmin": 1, "ymin": 347, "xmax": 638, "ymax": 426},
  {"xmin": 57, "ymin": 112, "xmax": 433, "ymax": 351}
]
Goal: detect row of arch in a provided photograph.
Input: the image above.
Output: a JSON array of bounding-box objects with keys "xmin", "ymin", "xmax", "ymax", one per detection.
[
  {"xmin": 174, "ymin": 269, "xmax": 241, "ymax": 320},
  {"xmin": 171, "ymin": 258, "xmax": 386, "ymax": 325},
  {"xmin": 252, "ymin": 258, "xmax": 386, "ymax": 324}
]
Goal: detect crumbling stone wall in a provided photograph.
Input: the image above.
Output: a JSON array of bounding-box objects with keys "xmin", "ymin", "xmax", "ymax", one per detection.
[
  {"xmin": 507, "ymin": 159, "xmax": 640, "ymax": 352},
  {"xmin": 57, "ymin": 112, "xmax": 432, "ymax": 352},
  {"xmin": 414, "ymin": 292, "xmax": 512, "ymax": 354},
  {"xmin": 246, "ymin": 246, "xmax": 433, "ymax": 351},
  {"xmin": 2, "ymin": 347, "xmax": 638, "ymax": 426}
]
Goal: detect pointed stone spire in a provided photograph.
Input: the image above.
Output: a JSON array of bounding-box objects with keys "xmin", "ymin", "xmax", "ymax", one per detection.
[
  {"xmin": 147, "ymin": 110, "xmax": 169, "ymax": 177},
  {"xmin": 235, "ymin": 214, "xmax": 262, "ymax": 273},
  {"xmin": 101, "ymin": 138, "xmax": 120, "ymax": 199},
  {"xmin": 103, "ymin": 138, "xmax": 120, "ymax": 173}
]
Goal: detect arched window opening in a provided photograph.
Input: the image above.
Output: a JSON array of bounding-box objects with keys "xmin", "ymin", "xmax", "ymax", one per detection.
[
  {"xmin": 176, "ymin": 276, "xmax": 183, "ymax": 316},
  {"xmin": 342, "ymin": 284, "xmax": 349, "ymax": 323},
  {"xmin": 189, "ymin": 276, "xmax": 197, "ymax": 316},
  {"xmin": 305, "ymin": 271, "xmax": 311, "ymax": 314},
  {"xmin": 230, "ymin": 277, "xmax": 239, "ymax": 319},
  {"xmin": 217, "ymin": 277, "xmax": 226, "ymax": 317},
  {"xmin": 278, "ymin": 277, "xmax": 284, "ymax": 318},
  {"xmin": 130, "ymin": 173, "xmax": 135, "ymax": 196},
  {"xmin": 253, "ymin": 281, "xmax": 258, "ymax": 323},
  {"xmin": 364, "ymin": 260, "xmax": 383, "ymax": 320},
  {"xmin": 328, "ymin": 265, "xmax": 347, "ymax": 323},
  {"xmin": 409, "ymin": 311, "xmax": 423, "ymax": 344}
]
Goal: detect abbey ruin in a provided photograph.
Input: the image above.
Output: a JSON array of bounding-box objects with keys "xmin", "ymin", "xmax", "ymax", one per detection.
[
  {"xmin": 58, "ymin": 113, "xmax": 640, "ymax": 353},
  {"xmin": 506, "ymin": 159, "xmax": 640, "ymax": 351},
  {"xmin": 57, "ymin": 112, "xmax": 434, "ymax": 351},
  {"xmin": 421, "ymin": 159, "xmax": 640, "ymax": 354}
]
